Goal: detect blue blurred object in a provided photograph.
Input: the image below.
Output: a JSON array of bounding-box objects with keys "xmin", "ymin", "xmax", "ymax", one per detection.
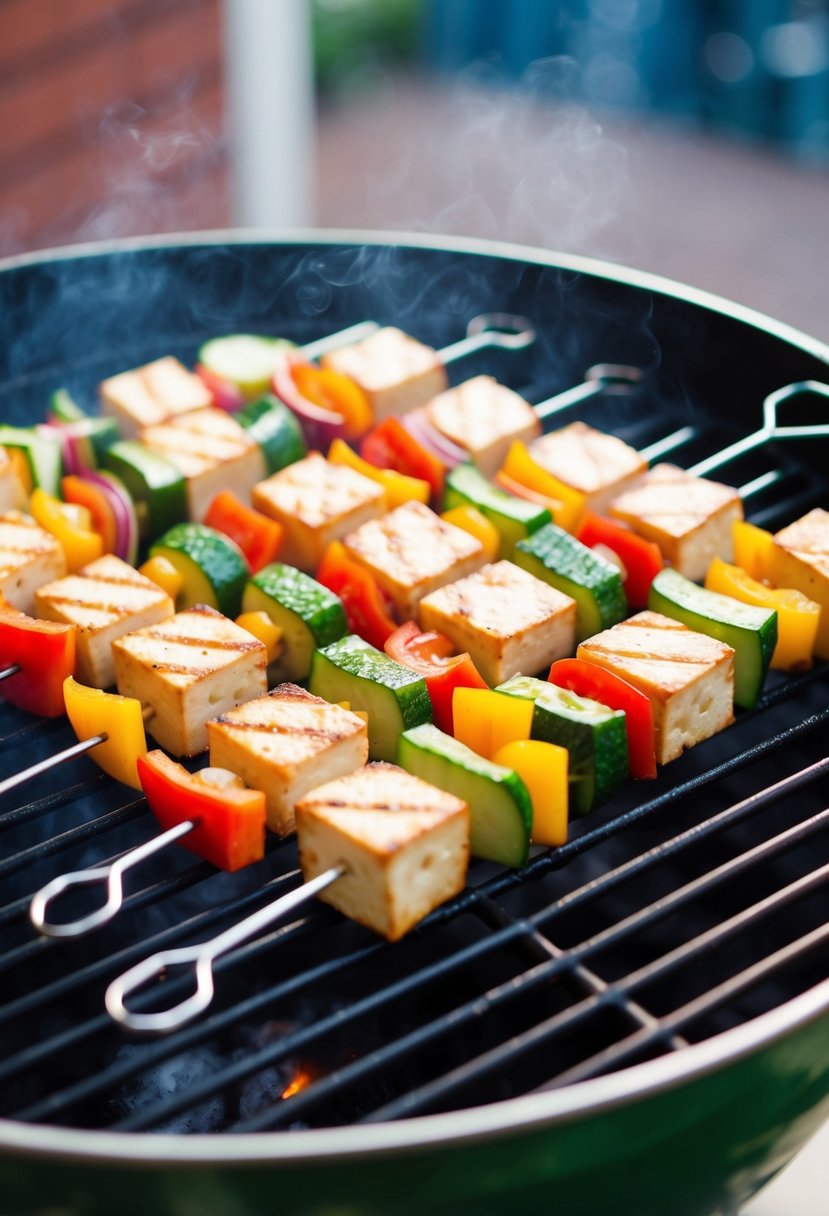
[{"xmin": 421, "ymin": 0, "xmax": 829, "ymax": 159}]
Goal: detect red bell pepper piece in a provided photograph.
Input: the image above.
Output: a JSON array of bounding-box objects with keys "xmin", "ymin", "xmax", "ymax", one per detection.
[
  {"xmin": 360, "ymin": 417, "xmax": 444, "ymax": 502},
  {"xmin": 576, "ymin": 512, "xmax": 663, "ymax": 609},
  {"xmin": 547, "ymin": 657, "xmax": 657, "ymax": 780},
  {"xmin": 0, "ymin": 606, "xmax": 75, "ymax": 718},
  {"xmin": 384, "ymin": 620, "xmax": 487, "ymax": 734},
  {"xmin": 317, "ymin": 541, "xmax": 397, "ymax": 650},
  {"xmin": 204, "ymin": 490, "xmax": 282, "ymax": 574},
  {"xmin": 137, "ymin": 750, "xmax": 266, "ymax": 872}
]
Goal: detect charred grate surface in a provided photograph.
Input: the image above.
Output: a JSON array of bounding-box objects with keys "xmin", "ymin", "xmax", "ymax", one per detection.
[{"xmin": 0, "ymin": 669, "xmax": 826, "ymax": 1134}]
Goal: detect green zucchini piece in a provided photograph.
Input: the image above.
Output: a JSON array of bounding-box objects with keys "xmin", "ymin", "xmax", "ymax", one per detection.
[
  {"xmin": 309, "ymin": 634, "xmax": 431, "ymax": 761},
  {"xmin": 199, "ymin": 335, "xmax": 295, "ymax": 398},
  {"xmin": 648, "ymin": 567, "xmax": 777, "ymax": 709},
  {"xmin": 236, "ymin": 395, "xmax": 306, "ymax": 474},
  {"xmin": 151, "ymin": 522, "xmax": 249, "ymax": 617},
  {"xmin": 0, "ymin": 425, "xmax": 62, "ymax": 496},
  {"xmin": 498, "ymin": 674, "xmax": 628, "ymax": 816},
  {"xmin": 514, "ymin": 522, "xmax": 628, "ymax": 641},
  {"xmin": 102, "ymin": 440, "xmax": 187, "ymax": 540},
  {"xmin": 243, "ymin": 562, "xmax": 347, "ymax": 682},
  {"xmin": 444, "ymin": 463, "xmax": 550, "ymax": 558},
  {"xmin": 397, "ymin": 723, "xmax": 532, "ymax": 867},
  {"xmin": 48, "ymin": 389, "xmax": 120, "ymax": 462},
  {"xmin": 49, "ymin": 388, "xmax": 86, "ymax": 422}
]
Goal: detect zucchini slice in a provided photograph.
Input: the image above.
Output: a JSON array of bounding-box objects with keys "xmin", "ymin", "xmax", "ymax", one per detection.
[
  {"xmin": 151, "ymin": 523, "xmax": 249, "ymax": 617},
  {"xmin": 236, "ymin": 395, "xmax": 306, "ymax": 474},
  {"xmin": 243, "ymin": 562, "xmax": 347, "ymax": 682},
  {"xmin": 498, "ymin": 674, "xmax": 628, "ymax": 815},
  {"xmin": 199, "ymin": 335, "xmax": 295, "ymax": 399},
  {"xmin": 397, "ymin": 723, "xmax": 532, "ymax": 867},
  {"xmin": 309, "ymin": 634, "xmax": 431, "ymax": 761},
  {"xmin": 103, "ymin": 440, "xmax": 187, "ymax": 540},
  {"xmin": 444, "ymin": 463, "xmax": 550, "ymax": 558},
  {"xmin": 514, "ymin": 522, "xmax": 628, "ymax": 641}
]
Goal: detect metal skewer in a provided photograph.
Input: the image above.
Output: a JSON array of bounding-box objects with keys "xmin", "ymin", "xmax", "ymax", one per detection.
[
  {"xmin": 301, "ymin": 313, "xmax": 536, "ymax": 368},
  {"xmin": 0, "ymin": 664, "xmax": 21, "ymax": 683},
  {"xmin": 105, "ymin": 864, "xmax": 346, "ymax": 1033}
]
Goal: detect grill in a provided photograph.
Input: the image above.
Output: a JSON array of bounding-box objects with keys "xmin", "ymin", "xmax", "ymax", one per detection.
[{"xmin": 1, "ymin": 232, "xmax": 828, "ymax": 1216}]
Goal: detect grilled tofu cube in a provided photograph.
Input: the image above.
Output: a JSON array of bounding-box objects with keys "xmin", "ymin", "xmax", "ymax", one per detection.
[
  {"xmin": 35, "ymin": 555, "xmax": 174, "ymax": 689},
  {"xmin": 529, "ymin": 422, "xmax": 647, "ymax": 515},
  {"xmin": 0, "ymin": 511, "xmax": 66, "ymax": 614},
  {"xmin": 295, "ymin": 762, "xmax": 469, "ymax": 940},
  {"xmin": 100, "ymin": 356, "xmax": 213, "ymax": 438},
  {"xmin": 609, "ymin": 463, "xmax": 743, "ymax": 582},
  {"xmin": 320, "ymin": 326, "xmax": 448, "ymax": 420},
  {"xmin": 768, "ymin": 508, "xmax": 829, "ymax": 659},
  {"xmin": 252, "ymin": 452, "xmax": 386, "ymax": 572},
  {"xmin": 0, "ymin": 447, "xmax": 26, "ymax": 512},
  {"xmin": 112, "ymin": 605, "xmax": 267, "ymax": 757},
  {"xmin": 578, "ymin": 610, "xmax": 735, "ymax": 764},
  {"xmin": 140, "ymin": 407, "xmax": 267, "ymax": 522},
  {"xmin": 343, "ymin": 500, "xmax": 487, "ymax": 621},
  {"xmin": 418, "ymin": 376, "xmax": 541, "ymax": 477},
  {"xmin": 208, "ymin": 684, "xmax": 369, "ymax": 836},
  {"xmin": 418, "ymin": 560, "xmax": 577, "ymax": 686}
]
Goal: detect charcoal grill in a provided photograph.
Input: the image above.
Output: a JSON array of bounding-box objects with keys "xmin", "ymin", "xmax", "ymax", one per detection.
[{"xmin": 0, "ymin": 232, "xmax": 828, "ymax": 1216}]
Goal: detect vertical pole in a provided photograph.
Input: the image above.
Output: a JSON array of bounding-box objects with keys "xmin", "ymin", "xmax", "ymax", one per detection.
[{"xmin": 223, "ymin": 0, "xmax": 316, "ymax": 229}]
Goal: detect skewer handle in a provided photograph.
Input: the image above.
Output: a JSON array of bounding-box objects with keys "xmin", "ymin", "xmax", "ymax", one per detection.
[
  {"xmin": 534, "ymin": 364, "xmax": 642, "ymax": 422},
  {"xmin": 438, "ymin": 313, "xmax": 536, "ymax": 364},
  {"xmin": 29, "ymin": 819, "xmax": 197, "ymax": 938},
  {"xmin": 105, "ymin": 864, "xmax": 346, "ymax": 1033}
]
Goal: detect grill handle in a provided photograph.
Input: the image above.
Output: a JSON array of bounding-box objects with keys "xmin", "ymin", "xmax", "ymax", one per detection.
[
  {"xmin": 29, "ymin": 820, "xmax": 197, "ymax": 938},
  {"xmin": 104, "ymin": 864, "xmax": 346, "ymax": 1034}
]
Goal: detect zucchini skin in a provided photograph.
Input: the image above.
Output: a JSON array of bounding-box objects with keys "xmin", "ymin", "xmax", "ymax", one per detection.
[
  {"xmin": 243, "ymin": 563, "xmax": 347, "ymax": 681},
  {"xmin": 648, "ymin": 568, "xmax": 777, "ymax": 709},
  {"xmin": 103, "ymin": 440, "xmax": 187, "ymax": 540},
  {"xmin": 514, "ymin": 522, "xmax": 627, "ymax": 641},
  {"xmin": 151, "ymin": 522, "xmax": 249, "ymax": 617},
  {"xmin": 444, "ymin": 463, "xmax": 550, "ymax": 558},
  {"xmin": 236, "ymin": 395, "xmax": 306, "ymax": 474}
]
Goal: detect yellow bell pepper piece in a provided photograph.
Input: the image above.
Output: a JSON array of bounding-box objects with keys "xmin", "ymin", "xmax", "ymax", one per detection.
[
  {"xmin": 30, "ymin": 487, "xmax": 103, "ymax": 573},
  {"xmin": 235, "ymin": 610, "xmax": 284, "ymax": 664},
  {"xmin": 732, "ymin": 520, "xmax": 774, "ymax": 583},
  {"xmin": 452, "ymin": 687, "xmax": 534, "ymax": 759},
  {"xmin": 63, "ymin": 676, "xmax": 148, "ymax": 789},
  {"xmin": 500, "ymin": 441, "xmax": 584, "ymax": 533},
  {"xmin": 705, "ymin": 556, "xmax": 820, "ymax": 671},
  {"xmin": 139, "ymin": 554, "xmax": 185, "ymax": 601},
  {"xmin": 7, "ymin": 447, "xmax": 32, "ymax": 498},
  {"xmin": 440, "ymin": 504, "xmax": 500, "ymax": 563},
  {"xmin": 493, "ymin": 739, "xmax": 568, "ymax": 846},
  {"xmin": 328, "ymin": 437, "xmax": 430, "ymax": 509}
]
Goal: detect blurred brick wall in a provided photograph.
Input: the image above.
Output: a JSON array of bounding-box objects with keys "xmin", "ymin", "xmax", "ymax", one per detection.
[{"xmin": 0, "ymin": 0, "xmax": 231, "ymax": 255}]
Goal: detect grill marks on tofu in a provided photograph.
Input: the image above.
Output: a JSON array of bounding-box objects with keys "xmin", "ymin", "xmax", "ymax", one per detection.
[
  {"xmin": 101, "ymin": 356, "xmax": 213, "ymax": 436},
  {"xmin": 208, "ymin": 684, "xmax": 369, "ymax": 836},
  {"xmin": 320, "ymin": 327, "xmax": 448, "ymax": 420},
  {"xmin": 423, "ymin": 376, "xmax": 541, "ymax": 477},
  {"xmin": 530, "ymin": 422, "xmax": 647, "ymax": 514},
  {"xmin": 418, "ymin": 560, "xmax": 577, "ymax": 686},
  {"xmin": 295, "ymin": 762, "xmax": 469, "ymax": 941},
  {"xmin": 141, "ymin": 408, "xmax": 267, "ymax": 521},
  {"xmin": 578, "ymin": 610, "xmax": 735, "ymax": 764},
  {"xmin": 112, "ymin": 605, "xmax": 268, "ymax": 757},
  {"xmin": 252, "ymin": 453, "xmax": 386, "ymax": 572},
  {"xmin": 343, "ymin": 500, "xmax": 487, "ymax": 620},
  {"xmin": 0, "ymin": 511, "xmax": 66, "ymax": 614},
  {"xmin": 610, "ymin": 463, "xmax": 743, "ymax": 582},
  {"xmin": 35, "ymin": 555, "xmax": 174, "ymax": 689}
]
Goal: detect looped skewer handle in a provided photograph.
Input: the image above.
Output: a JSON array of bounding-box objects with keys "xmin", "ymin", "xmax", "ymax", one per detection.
[
  {"xmin": 689, "ymin": 380, "xmax": 829, "ymax": 479},
  {"xmin": 105, "ymin": 865, "xmax": 346, "ymax": 1033},
  {"xmin": 438, "ymin": 313, "xmax": 536, "ymax": 364},
  {"xmin": 534, "ymin": 363, "xmax": 643, "ymax": 421},
  {"xmin": 29, "ymin": 819, "xmax": 196, "ymax": 938}
]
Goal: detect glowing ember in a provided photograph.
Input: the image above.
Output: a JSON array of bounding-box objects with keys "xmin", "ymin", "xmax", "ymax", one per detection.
[{"xmin": 281, "ymin": 1068, "xmax": 313, "ymax": 1100}]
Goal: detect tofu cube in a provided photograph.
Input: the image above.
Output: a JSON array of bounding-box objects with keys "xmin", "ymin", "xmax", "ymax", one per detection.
[
  {"xmin": 0, "ymin": 511, "xmax": 66, "ymax": 615},
  {"xmin": 578, "ymin": 610, "xmax": 735, "ymax": 764},
  {"xmin": 769, "ymin": 508, "xmax": 829, "ymax": 659},
  {"xmin": 609, "ymin": 463, "xmax": 743, "ymax": 582},
  {"xmin": 0, "ymin": 447, "xmax": 26, "ymax": 512},
  {"xmin": 100, "ymin": 356, "xmax": 213, "ymax": 438},
  {"xmin": 343, "ymin": 500, "xmax": 487, "ymax": 621},
  {"xmin": 208, "ymin": 683, "xmax": 369, "ymax": 836},
  {"xmin": 252, "ymin": 453, "xmax": 386, "ymax": 572},
  {"xmin": 140, "ymin": 407, "xmax": 267, "ymax": 522},
  {"xmin": 418, "ymin": 560, "xmax": 577, "ymax": 686},
  {"xmin": 295, "ymin": 762, "xmax": 469, "ymax": 940},
  {"xmin": 529, "ymin": 421, "xmax": 647, "ymax": 515},
  {"xmin": 112, "ymin": 605, "xmax": 267, "ymax": 757},
  {"xmin": 418, "ymin": 376, "xmax": 541, "ymax": 478},
  {"xmin": 320, "ymin": 326, "xmax": 448, "ymax": 420},
  {"xmin": 35, "ymin": 555, "xmax": 175, "ymax": 689}
]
